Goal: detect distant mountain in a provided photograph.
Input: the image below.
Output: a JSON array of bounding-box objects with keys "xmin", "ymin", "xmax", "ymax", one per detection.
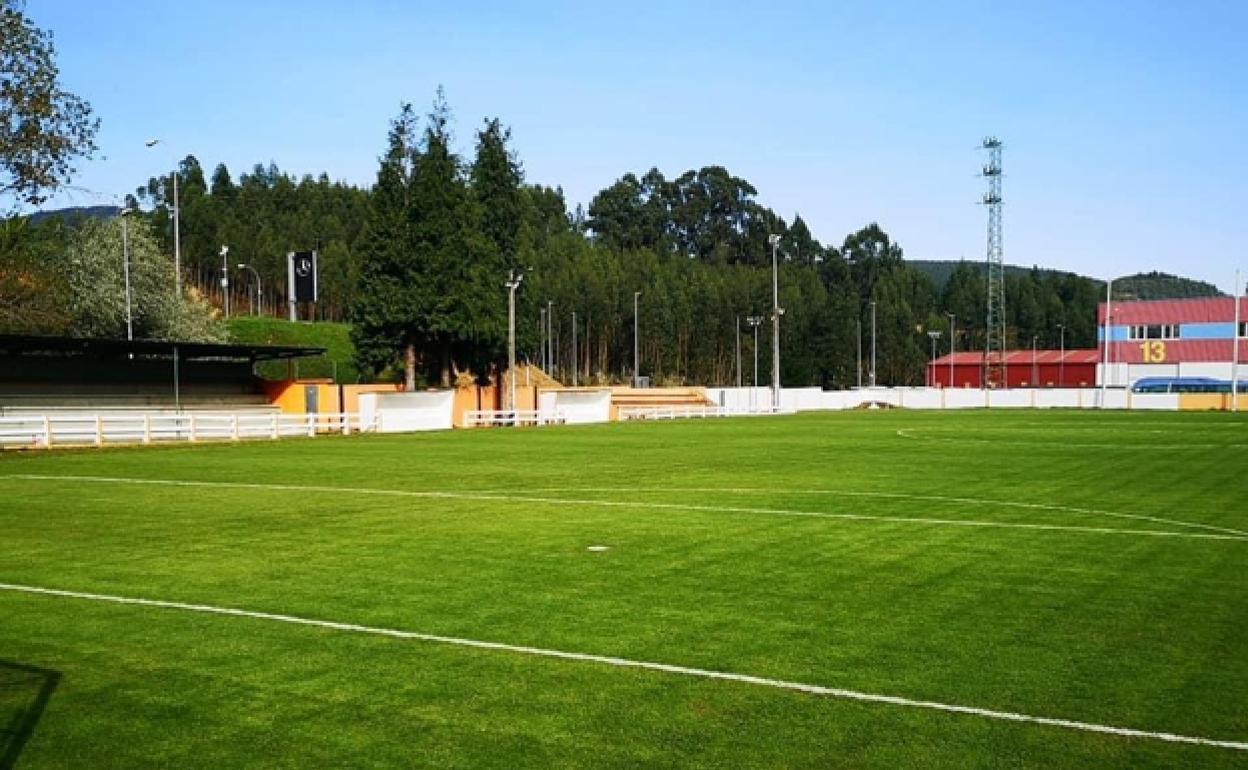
[
  {"xmin": 909, "ymin": 259, "xmax": 1083, "ymax": 288},
  {"xmin": 26, "ymin": 205, "xmax": 120, "ymax": 225},
  {"xmin": 1112, "ymin": 271, "xmax": 1224, "ymax": 300},
  {"xmin": 910, "ymin": 260, "xmax": 1223, "ymax": 301}
]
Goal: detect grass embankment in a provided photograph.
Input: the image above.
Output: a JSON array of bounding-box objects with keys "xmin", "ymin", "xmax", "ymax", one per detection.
[{"xmin": 226, "ymin": 317, "xmax": 358, "ymax": 383}]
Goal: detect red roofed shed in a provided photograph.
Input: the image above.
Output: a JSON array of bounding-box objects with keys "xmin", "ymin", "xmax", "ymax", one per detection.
[{"xmin": 927, "ymin": 349, "xmax": 1099, "ymax": 388}]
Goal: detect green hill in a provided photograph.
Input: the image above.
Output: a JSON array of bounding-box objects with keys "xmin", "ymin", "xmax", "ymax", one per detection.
[
  {"xmin": 227, "ymin": 317, "xmax": 358, "ymax": 383},
  {"xmin": 1112, "ymin": 271, "xmax": 1223, "ymax": 300}
]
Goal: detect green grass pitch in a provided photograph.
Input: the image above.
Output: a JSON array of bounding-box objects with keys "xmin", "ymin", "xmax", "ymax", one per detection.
[{"xmin": 1, "ymin": 410, "xmax": 1245, "ymax": 769}]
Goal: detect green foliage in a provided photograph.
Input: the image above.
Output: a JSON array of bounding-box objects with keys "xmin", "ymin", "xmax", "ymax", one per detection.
[
  {"xmin": 0, "ymin": 0, "xmax": 99, "ymax": 209},
  {"xmin": 226, "ymin": 316, "xmax": 358, "ymax": 383},
  {"xmin": 0, "ymin": 214, "xmax": 70, "ymax": 332},
  {"xmin": 60, "ymin": 217, "xmax": 224, "ymax": 342}
]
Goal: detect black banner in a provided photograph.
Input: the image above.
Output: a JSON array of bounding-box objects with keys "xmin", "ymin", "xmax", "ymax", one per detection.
[{"xmin": 291, "ymin": 251, "xmax": 317, "ymax": 303}]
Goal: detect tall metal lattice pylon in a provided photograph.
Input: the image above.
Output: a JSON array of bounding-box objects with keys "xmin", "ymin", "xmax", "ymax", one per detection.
[{"xmin": 980, "ymin": 137, "xmax": 1006, "ymax": 388}]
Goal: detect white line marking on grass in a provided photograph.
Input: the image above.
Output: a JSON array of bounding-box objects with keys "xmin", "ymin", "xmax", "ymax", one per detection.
[
  {"xmin": 505, "ymin": 487, "xmax": 1248, "ymax": 539},
  {"xmin": 896, "ymin": 428, "xmax": 1248, "ymax": 451},
  {"xmin": 4, "ymin": 474, "xmax": 1248, "ymax": 543},
  {"xmin": 1, "ymin": 581, "xmax": 1244, "ymax": 752}
]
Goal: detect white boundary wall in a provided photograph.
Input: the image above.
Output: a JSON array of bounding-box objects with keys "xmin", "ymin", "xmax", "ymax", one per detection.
[
  {"xmin": 705, "ymin": 387, "xmax": 1179, "ymax": 412},
  {"xmin": 548, "ymin": 389, "xmax": 612, "ymax": 425},
  {"xmin": 359, "ymin": 391, "xmax": 454, "ymax": 432}
]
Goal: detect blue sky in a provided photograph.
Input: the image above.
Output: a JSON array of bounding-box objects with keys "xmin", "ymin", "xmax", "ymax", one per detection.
[{"xmin": 30, "ymin": 0, "xmax": 1248, "ymax": 291}]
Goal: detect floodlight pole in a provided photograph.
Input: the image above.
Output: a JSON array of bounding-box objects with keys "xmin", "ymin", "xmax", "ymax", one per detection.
[
  {"xmin": 869, "ymin": 300, "xmax": 877, "ymax": 388},
  {"xmin": 1031, "ymin": 335, "xmax": 1038, "ymax": 386},
  {"xmin": 735, "ymin": 315, "xmax": 741, "ymax": 388},
  {"xmin": 633, "ymin": 291, "xmax": 642, "ymax": 388},
  {"xmin": 220, "ymin": 246, "xmax": 230, "ymax": 319},
  {"xmin": 746, "ymin": 315, "xmax": 762, "ymax": 411},
  {"xmin": 119, "ymin": 210, "xmax": 134, "ymax": 341},
  {"xmin": 546, "ymin": 301, "xmax": 554, "ymax": 378},
  {"xmin": 947, "ymin": 313, "xmax": 956, "ymax": 388},
  {"xmin": 571, "ymin": 310, "xmax": 578, "ymax": 387},
  {"xmin": 856, "ymin": 319, "xmax": 862, "ymax": 388},
  {"xmin": 539, "ymin": 307, "xmax": 547, "ymax": 373},
  {"xmin": 146, "ymin": 139, "xmax": 181, "ymax": 297},
  {"xmin": 927, "ymin": 330, "xmax": 942, "ymax": 387},
  {"xmin": 505, "ymin": 269, "xmax": 524, "ymax": 420},
  {"xmin": 769, "ymin": 234, "xmax": 782, "ymax": 411},
  {"xmin": 1058, "ymin": 323, "xmax": 1066, "ymax": 387}
]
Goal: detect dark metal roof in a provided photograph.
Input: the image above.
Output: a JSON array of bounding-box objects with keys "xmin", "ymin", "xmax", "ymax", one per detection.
[{"xmin": 0, "ymin": 334, "xmax": 325, "ymax": 363}]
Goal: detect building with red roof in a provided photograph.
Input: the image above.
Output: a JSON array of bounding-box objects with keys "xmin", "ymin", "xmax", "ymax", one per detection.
[
  {"xmin": 927, "ymin": 349, "xmax": 1099, "ymax": 389},
  {"xmin": 1099, "ymin": 296, "xmax": 1247, "ymax": 385}
]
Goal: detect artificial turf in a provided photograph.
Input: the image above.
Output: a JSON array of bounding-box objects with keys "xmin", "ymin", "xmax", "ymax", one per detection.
[{"xmin": 1, "ymin": 410, "xmax": 1245, "ymax": 768}]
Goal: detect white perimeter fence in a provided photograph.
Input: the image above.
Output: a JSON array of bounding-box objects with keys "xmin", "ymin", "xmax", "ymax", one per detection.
[
  {"xmin": 706, "ymin": 386, "xmax": 1177, "ymax": 413},
  {"xmin": 0, "ymin": 412, "xmax": 376, "ymax": 449}
]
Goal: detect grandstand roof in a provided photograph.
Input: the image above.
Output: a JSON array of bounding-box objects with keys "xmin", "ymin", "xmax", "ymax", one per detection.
[
  {"xmin": 0, "ymin": 334, "xmax": 325, "ymax": 363},
  {"xmin": 930, "ymin": 349, "xmax": 1100, "ymax": 366}
]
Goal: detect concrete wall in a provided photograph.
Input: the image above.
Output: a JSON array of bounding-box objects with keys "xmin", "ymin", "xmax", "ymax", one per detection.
[{"xmin": 358, "ymin": 391, "xmax": 454, "ymax": 432}]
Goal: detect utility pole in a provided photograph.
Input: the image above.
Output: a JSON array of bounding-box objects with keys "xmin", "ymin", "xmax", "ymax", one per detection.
[
  {"xmin": 546, "ymin": 301, "xmax": 554, "ymax": 379},
  {"xmin": 571, "ymin": 311, "xmax": 578, "ymax": 387},
  {"xmin": 633, "ymin": 291, "xmax": 642, "ymax": 388},
  {"xmin": 505, "ymin": 269, "xmax": 525, "ymax": 419},
  {"xmin": 768, "ymin": 234, "xmax": 783, "ymax": 410}
]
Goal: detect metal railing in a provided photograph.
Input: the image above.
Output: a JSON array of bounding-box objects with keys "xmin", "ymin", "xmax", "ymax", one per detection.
[
  {"xmin": 0, "ymin": 412, "xmax": 377, "ymax": 449},
  {"xmin": 463, "ymin": 409, "xmax": 566, "ymax": 428}
]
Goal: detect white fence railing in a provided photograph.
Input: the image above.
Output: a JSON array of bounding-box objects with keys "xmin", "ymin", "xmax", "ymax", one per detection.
[
  {"xmin": 618, "ymin": 405, "xmax": 788, "ymax": 421},
  {"xmin": 0, "ymin": 412, "xmax": 377, "ymax": 450},
  {"xmin": 463, "ymin": 409, "xmax": 567, "ymax": 428}
]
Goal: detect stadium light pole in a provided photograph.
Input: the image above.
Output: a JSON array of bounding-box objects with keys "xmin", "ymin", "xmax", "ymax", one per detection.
[
  {"xmin": 145, "ymin": 139, "xmax": 182, "ymax": 297},
  {"xmin": 571, "ymin": 310, "xmax": 578, "ymax": 387},
  {"xmin": 1057, "ymin": 323, "xmax": 1066, "ymax": 387},
  {"xmin": 869, "ymin": 301, "xmax": 877, "ymax": 388},
  {"xmin": 947, "ymin": 313, "xmax": 956, "ymax": 388},
  {"xmin": 768, "ymin": 234, "xmax": 783, "ymax": 410},
  {"xmin": 856, "ymin": 318, "xmax": 862, "ymax": 388},
  {"xmin": 546, "ymin": 300, "xmax": 554, "ymax": 379},
  {"xmin": 538, "ymin": 307, "xmax": 547, "ymax": 374},
  {"xmin": 747, "ymin": 315, "xmax": 763, "ymax": 411},
  {"xmin": 505, "ymin": 269, "xmax": 526, "ymax": 420},
  {"xmin": 633, "ymin": 291, "xmax": 642, "ymax": 388},
  {"xmin": 119, "ymin": 208, "xmax": 135, "ymax": 341},
  {"xmin": 1031, "ymin": 335, "xmax": 1038, "ymax": 386},
  {"xmin": 735, "ymin": 316, "xmax": 742, "ymax": 388},
  {"xmin": 237, "ymin": 264, "xmax": 261, "ymax": 315},
  {"xmin": 927, "ymin": 330, "xmax": 942, "ymax": 387},
  {"xmin": 219, "ymin": 246, "xmax": 230, "ymax": 319}
]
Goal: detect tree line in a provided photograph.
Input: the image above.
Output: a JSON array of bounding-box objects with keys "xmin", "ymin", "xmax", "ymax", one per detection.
[{"xmin": 2, "ymin": 87, "xmax": 1107, "ymax": 388}]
